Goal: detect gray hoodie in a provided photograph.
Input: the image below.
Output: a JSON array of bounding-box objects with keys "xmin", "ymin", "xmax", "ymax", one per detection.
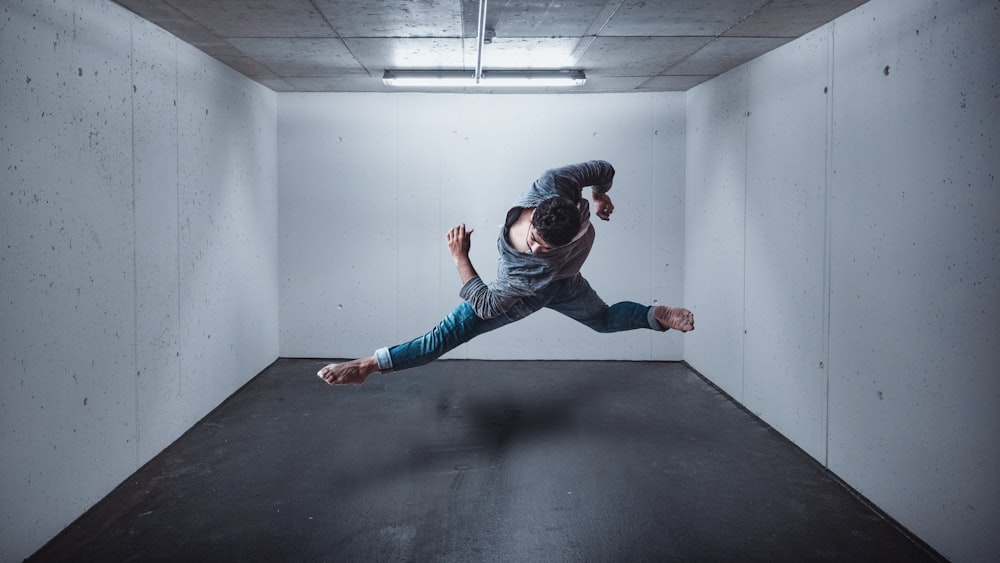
[{"xmin": 458, "ymin": 160, "xmax": 615, "ymax": 319}]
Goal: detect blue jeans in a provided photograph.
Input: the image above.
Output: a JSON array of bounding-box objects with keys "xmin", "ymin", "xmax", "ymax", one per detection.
[{"xmin": 374, "ymin": 274, "xmax": 664, "ymax": 371}]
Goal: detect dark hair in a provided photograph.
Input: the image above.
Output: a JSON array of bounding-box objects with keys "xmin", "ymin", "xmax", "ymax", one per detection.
[{"xmin": 533, "ymin": 197, "xmax": 581, "ymax": 247}]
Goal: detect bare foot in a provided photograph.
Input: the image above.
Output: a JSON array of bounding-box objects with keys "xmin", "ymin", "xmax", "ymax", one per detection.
[
  {"xmin": 317, "ymin": 356, "xmax": 379, "ymax": 386},
  {"xmin": 654, "ymin": 306, "xmax": 695, "ymax": 332}
]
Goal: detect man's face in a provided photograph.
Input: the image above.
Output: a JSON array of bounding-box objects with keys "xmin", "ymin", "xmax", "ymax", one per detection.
[{"xmin": 527, "ymin": 224, "xmax": 557, "ymax": 254}]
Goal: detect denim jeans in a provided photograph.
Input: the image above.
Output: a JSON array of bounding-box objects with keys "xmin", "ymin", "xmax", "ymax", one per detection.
[{"xmin": 374, "ymin": 274, "xmax": 664, "ymax": 372}]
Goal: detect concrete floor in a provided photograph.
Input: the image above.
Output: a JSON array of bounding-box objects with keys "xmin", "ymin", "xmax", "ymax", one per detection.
[{"xmin": 30, "ymin": 359, "xmax": 942, "ymax": 562}]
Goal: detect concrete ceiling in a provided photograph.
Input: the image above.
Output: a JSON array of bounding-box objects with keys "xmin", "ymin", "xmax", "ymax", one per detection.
[{"xmin": 111, "ymin": 0, "xmax": 869, "ymax": 93}]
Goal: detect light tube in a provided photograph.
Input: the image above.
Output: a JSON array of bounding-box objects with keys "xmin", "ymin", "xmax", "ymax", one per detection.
[{"xmin": 383, "ymin": 70, "xmax": 586, "ymax": 88}]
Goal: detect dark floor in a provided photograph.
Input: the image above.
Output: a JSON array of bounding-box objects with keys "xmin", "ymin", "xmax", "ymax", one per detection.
[{"xmin": 30, "ymin": 359, "xmax": 942, "ymax": 562}]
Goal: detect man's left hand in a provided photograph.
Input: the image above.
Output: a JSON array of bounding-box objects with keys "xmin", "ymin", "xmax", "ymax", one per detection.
[
  {"xmin": 447, "ymin": 224, "xmax": 479, "ymax": 285},
  {"xmin": 593, "ymin": 192, "xmax": 615, "ymax": 221}
]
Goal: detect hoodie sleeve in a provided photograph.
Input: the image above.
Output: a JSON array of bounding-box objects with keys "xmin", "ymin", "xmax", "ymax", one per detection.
[
  {"xmin": 458, "ymin": 275, "xmax": 532, "ymax": 320},
  {"xmin": 546, "ymin": 160, "xmax": 615, "ymax": 199},
  {"xmin": 515, "ymin": 160, "xmax": 616, "ymax": 208}
]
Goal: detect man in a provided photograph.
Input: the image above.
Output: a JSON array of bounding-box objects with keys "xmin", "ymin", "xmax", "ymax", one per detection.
[{"xmin": 318, "ymin": 160, "xmax": 694, "ymax": 386}]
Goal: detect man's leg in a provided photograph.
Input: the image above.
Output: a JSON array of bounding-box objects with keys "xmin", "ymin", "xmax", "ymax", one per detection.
[
  {"xmin": 318, "ymin": 300, "xmax": 536, "ymax": 385},
  {"xmin": 546, "ymin": 275, "xmax": 694, "ymax": 333},
  {"xmin": 376, "ymin": 301, "xmax": 519, "ymax": 372}
]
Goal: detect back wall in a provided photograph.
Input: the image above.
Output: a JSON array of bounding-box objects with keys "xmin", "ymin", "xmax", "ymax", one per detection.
[{"xmin": 278, "ymin": 93, "xmax": 687, "ymax": 362}]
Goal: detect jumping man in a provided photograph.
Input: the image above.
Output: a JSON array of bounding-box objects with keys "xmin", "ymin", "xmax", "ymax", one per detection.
[{"xmin": 319, "ymin": 160, "xmax": 694, "ymax": 385}]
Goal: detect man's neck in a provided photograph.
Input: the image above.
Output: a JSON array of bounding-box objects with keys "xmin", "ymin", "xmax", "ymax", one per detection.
[{"xmin": 506, "ymin": 207, "xmax": 535, "ymax": 253}]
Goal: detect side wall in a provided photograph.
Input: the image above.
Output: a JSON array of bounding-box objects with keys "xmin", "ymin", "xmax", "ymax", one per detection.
[
  {"xmin": 684, "ymin": 0, "xmax": 1000, "ymax": 561},
  {"xmin": 0, "ymin": 1, "xmax": 280, "ymax": 560},
  {"xmin": 278, "ymin": 93, "xmax": 687, "ymax": 362}
]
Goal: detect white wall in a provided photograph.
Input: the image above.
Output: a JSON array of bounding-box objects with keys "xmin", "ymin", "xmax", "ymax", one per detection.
[
  {"xmin": 279, "ymin": 93, "xmax": 687, "ymax": 362},
  {"xmin": 684, "ymin": 67, "xmax": 749, "ymax": 404},
  {"xmin": 685, "ymin": 0, "xmax": 1000, "ymax": 561},
  {"xmin": 0, "ymin": 1, "xmax": 279, "ymax": 560},
  {"xmin": 6, "ymin": 0, "xmax": 994, "ymax": 560}
]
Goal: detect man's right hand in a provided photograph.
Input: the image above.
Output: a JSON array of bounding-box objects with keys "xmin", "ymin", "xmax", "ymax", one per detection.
[
  {"xmin": 592, "ymin": 191, "xmax": 615, "ymax": 221},
  {"xmin": 447, "ymin": 224, "xmax": 474, "ymax": 260}
]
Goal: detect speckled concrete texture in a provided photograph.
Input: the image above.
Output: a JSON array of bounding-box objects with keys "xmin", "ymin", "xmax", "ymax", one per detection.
[
  {"xmin": 684, "ymin": 0, "xmax": 1000, "ymax": 560},
  {"xmin": 0, "ymin": 1, "xmax": 278, "ymax": 559}
]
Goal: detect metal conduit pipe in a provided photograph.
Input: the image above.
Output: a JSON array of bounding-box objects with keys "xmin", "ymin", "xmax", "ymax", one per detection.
[{"xmin": 474, "ymin": 0, "xmax": 488, "ymax": 83}]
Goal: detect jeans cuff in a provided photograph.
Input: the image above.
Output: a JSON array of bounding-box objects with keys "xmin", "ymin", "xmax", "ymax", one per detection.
[
  {"xmin": 648, "ymin": 307, "xmax": 667, "ymax": 332},
  {"xmin": 374, "ymin": 347, "xmax": 394, "ymax": 371}
]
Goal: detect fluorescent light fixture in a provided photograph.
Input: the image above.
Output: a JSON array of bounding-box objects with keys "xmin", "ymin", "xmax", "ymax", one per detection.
[{"xmin": 382, "ymin": 69, "xmax": 586, "ymax": 88}]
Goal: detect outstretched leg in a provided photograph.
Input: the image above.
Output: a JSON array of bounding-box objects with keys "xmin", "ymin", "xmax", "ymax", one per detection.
[
  {"xmin": 546, "ymin": 274, "xmax": 694, "ymax": 333},
  {"xmin": 319, "ymin": 300, "xmax": 531, "ymax": 385},
  {"xmin": 653, "ymin": 306, "xmax": 695, "ymax": 332}
]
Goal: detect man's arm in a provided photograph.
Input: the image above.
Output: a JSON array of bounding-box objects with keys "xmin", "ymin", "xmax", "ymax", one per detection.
[
  {"xmin": 447, "ymin": 224, "xmax": 478, "ymax": 284},
  {"xmin": 549, "ymin": 160, "xmax": 615, "ymax": 198},
  {"xmin": 446, "ymin": 224, "xmax": 528, "ymax": 320}
]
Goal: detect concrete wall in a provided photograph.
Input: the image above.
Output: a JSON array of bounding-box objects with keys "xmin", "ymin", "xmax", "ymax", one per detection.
[
  {"xmin": 0, "ymin": 1, "xmax": 279, "ymax": 560},
  {"xmin": 278, "ymin": 93, "xmax": 687, "ymax": 362},
  {"xmin": 684, "ymin": 0, "xmax": 1000, "ymax": 561},
  {"xmin": 6, "ymin": 0, "xmax": 996, "ymax": 560}
]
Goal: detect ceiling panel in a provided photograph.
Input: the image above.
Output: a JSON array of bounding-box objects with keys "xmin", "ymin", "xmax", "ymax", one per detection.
[
  {"xmin": 110, "ymin": 0, "xmax": 872, "ymax": 92},
  {"xmin": 227, "ymin": 38, "xmax": 367, "ymax": 75},
  {"xmin": 167, "ymin": 0, "xmax": 337, "ymax": 38},
  {"xmin": 346, "ymin": 37, "xmax": 470, "ymax": 70},
  {"xmin": 314, "ymin": 0, "xmax": 466, "ymax": 37},
  {"xmin": 577, "ymin": 36, "xmax": 713, "ymax": 75},
  {"xmin": 484, "ymin": 0, "xmax": 613, "ymax": 37},
  {"xmin": 601, "ymin": 0, "xmax": 769, "ymax": 36},
  {"xmin": 476, "ymin": 37, "xmax": 582, "ymax": 69},
  {"xmin": 725, "ymin": 0, "xmax": 870, "ymax": 37},
  {"xmin": 666, "ymin": 36, "xmax": 794, "ymax": 76}
]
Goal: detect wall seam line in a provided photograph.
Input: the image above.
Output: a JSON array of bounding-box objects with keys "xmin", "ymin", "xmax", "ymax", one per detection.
[
  {"xmin": 175, "ymin": 41, "xmax": 182, "ymax": 402},
  {"xmin": 649, "ymin": 95, "xmax": 656, "ymax": 361},
  {"xmin": 822, "ymin": 22, "xmax": 836, "ymax": 469},
  {"xmin": 742, "ymin": 69, "xmax": 750, "ymax": 403},
  {"xmin": 130, "ymin": 19, "xmax": 140, "ymax": 468},
  {"xmin": 395, "ymin": 97, "xmax": 401, "ymax": 347}
]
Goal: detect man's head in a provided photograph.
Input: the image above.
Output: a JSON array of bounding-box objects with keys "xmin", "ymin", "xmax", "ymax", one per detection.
[{"xmin": 532, "ymin": 197, "xmax": 581, "ymax": 249}]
